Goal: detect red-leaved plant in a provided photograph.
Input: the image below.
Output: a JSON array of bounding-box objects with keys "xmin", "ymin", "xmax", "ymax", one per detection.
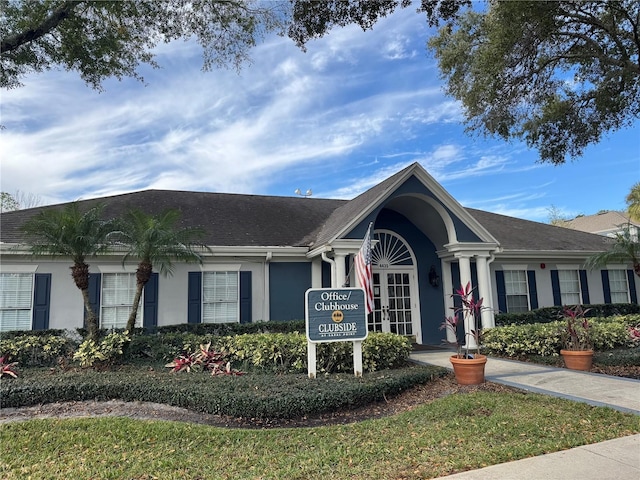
[
  {"xmin": 629, "ymin": 325, "xmax": 640, "ymax": 343},
  {"xmin": 0, "ymin": 356, "xmax": 18, "ymax": 378},
  {"xmin": 166, "ymin": 343, "xmax": 245, "ymax": 376},
  {"xmin": 560, "ymin": 305, "xmax": 593, "ymax": 351},
  {"xmin": 165, "ymin": 353, "xmax": 197, "ymax": 373},
  {"xmin": 441, "ymin": 282, "xmax": 484, "ymax": 358}
]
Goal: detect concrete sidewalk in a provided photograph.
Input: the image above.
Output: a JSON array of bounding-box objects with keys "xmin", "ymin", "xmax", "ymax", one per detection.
[{"xmin": 409, "ymin": 350, "xmax": 640, "ymax": 479}]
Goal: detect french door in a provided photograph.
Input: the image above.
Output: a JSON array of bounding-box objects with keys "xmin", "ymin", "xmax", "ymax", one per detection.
[
  {"xmin": 370, "ymin": 270, "xmax": 415, "ymax": 336},
  {"xmin": 367, "ymin": 230, "xmax": 421, "ymax": 339}
]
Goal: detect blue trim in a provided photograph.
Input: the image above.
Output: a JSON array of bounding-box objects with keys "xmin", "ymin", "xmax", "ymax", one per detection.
[
  {"xmin": 269, "ymin": 263, "xmax": 311, "ymax": 321},
  {"xmin": 551, "ymin": 270, "xmax": 561, "ymax": 306},
  {"xmin": 322, "ymin": 262, "xmax": 332, "ymax": 288},
  {"xmin": 86, "ymin": 273, "xmax": 101, "ymax": 326},
  {"xmin": 143, "ymin": 273, "xmax": 159, "ymax": 328},
  {"xmin": 32, "ymin": 273, "xmax": 51, "ymax": 330},
  {"xmin": 602, "ymin": 270, "xmax": 611, "ymax": 304},
  {"xmin": 527, "ymin": 270, "xmax": 538, "ymax": 310},
  {"xmin": 495, "ymin": 270, "xmax": 507, "ymax": 313},
  {"xmin": 628, "ymin": 270, "xmax": 638, "ymax": 304},
  {"xmin": 240, "ymin": 271, "xmax": 252, "ymax": 324},
  {"xmin": 187, "ymin": 272, "xmax": 202, "ymax": 323},
  {"xmin": 579, "ymin": 270, "xmax": 590, "ymax": 304}
]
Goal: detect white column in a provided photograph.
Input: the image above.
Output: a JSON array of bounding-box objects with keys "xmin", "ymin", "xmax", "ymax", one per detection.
[
  {"xmin": 457, "ymin": 254, "xmax": 476, "ymax": 349},
  {"xmin": 475, "ymin": 255, "xmax": 495, "ymax": 329},
  {"xmin": 334, "ymin": 253, "xmax": 347, "ymax": 288},
  {"xmin": 311, "ymin": 257, "xmax": 323, "ymax": 288}
]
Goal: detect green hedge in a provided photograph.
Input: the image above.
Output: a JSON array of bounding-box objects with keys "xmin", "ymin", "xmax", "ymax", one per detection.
[
  {"xmin": 77, "ymin": 320, "xmax": 306, "ymax": 341},
  {"xmin": 0, "ymin": 365, "xmax": 446, "ymax": 419},
  {"xmin": 495, "ymin": 304, "xmax": 640, "ymax": 326},
  {"xmin": 483, "ymin": 314, "xmax": 639, "ymax": 357},
  {"xmin": 0, "ymin": 329, "xmax": 68, "ymax": 340}
]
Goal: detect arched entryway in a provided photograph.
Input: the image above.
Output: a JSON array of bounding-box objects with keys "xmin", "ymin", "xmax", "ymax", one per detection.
[{"xmin": 369, "ymin": 230, "xmax": 421, "ymax": 341}]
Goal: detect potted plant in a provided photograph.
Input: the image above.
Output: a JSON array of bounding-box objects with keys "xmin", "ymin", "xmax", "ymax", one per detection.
[
  {"xmin": 559, "ymin": 305, "xmax": 594, "ymax": 371},
  {"xmin": 441, "ymin": 281, "xmax": 487, "ymax": 384}
]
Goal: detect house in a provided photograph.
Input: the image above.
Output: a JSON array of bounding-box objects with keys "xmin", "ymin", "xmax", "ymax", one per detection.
[
  {"xmin": 564, "ymin": 211, "xmax": 639, "ymax": 238},
  {"xmin": 0, "ymin": 163, "xmax": 637, "ymax": 344}
]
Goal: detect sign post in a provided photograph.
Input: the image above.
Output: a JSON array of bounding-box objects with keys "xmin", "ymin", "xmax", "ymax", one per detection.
[{"xmin": 305, "ymin": 287, "xmax": 368, "ymax": 378}]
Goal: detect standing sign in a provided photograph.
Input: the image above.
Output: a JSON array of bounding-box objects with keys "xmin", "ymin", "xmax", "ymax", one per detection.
[{"xmin": 305, "ymin": 288, "xmax": 368, "ymax": 378}]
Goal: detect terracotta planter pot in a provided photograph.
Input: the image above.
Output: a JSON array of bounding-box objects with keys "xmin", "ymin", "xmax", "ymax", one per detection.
[
  {"xmin": 560, "ymin": 349, "xmax": 594, "ymax": 371},
  {"xmin": 450, "ymin": 354, "xmax": 487, "ymax": 385}
]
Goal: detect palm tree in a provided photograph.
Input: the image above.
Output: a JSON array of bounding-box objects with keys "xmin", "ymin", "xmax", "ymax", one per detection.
[
  {"xmin": 584, "ymin": 225, "xmax": 640, "ymax": 278},
  {"xmin": 626, "ymin": 182, "xmax": 640, "ymax": 222},
  {"xmin": 114, "ymin": 209, "xmax": 207, "ymax": 333},
  {"xmin": 21, "ymin": 202, "xmax": 116, "ymax": 341}
]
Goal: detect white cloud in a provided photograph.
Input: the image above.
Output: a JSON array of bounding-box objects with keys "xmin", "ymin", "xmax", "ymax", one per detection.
[{"xmin": 0, "ymin": 2, "xmax": 636, "ymax": 224}]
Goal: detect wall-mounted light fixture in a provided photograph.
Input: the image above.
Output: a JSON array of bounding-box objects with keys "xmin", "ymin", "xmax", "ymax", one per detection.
[{"xmin": 428, "ymin": 265, "xmax": 440, "ymax": 288}]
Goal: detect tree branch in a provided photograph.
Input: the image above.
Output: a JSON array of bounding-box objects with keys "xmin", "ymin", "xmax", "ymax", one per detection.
[{"xmin": 0, "ymin": 0, "xmax": 83, "ymax": 55}]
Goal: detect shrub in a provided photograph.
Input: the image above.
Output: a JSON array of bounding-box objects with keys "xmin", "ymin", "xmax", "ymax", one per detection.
[
  {"xmin": 217, "ymin": 331, "xmax": 412, "ymax": 374},
  {"xmin": 0, "ymin": 334, "xmax": 76, "ymax": 367},
  {"xmin": 73, "ymin": 331, "xmax": 131, "ymax": 368},
  {"xmin": 0, "ymin": 365, "xmax": 446, "ymax": 418},
  {"xmin": 483, "ymin": 315, "xmax": 638, "ymax": 357},
  {"xmin": 495, "ymin": 304, "xmax": 640, "ymax": 326},
  {"xmin": 153, "ymin": 320, "xmax": 306, "ymax": 336},
  {"xmin": 0, "ymin": 329, "xmax": 68, "ymax": 340},
  {"xmin": 217, "ymin": 333, "xmax": 308, "ymax": 373}
]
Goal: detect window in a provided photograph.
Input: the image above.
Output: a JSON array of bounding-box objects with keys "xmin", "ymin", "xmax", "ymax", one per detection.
[
  {"xmin": 101, "ymin": 273, "xmax": 141, "ymax": 329},
  {"xmin": 0, "ymin": 273, "xmax": 33, "ymax": 332},
  {"xmin": 609, "ymin": 270, "xmax": 629, "ymax": 303},
  {"xmin": 504, "ymin": 270, "xmax": 529, "ymax": 313},
  {"xmin": 558, "ymin": 270, "xmax": 581, "ymax": 305},
  {"xmin": 203, "ymin": 271, "xmax": 238, "ymax": 323}
]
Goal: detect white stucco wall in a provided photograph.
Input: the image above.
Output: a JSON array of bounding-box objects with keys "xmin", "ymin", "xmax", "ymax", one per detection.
[
  {"xmin": 0, "ymin": 255, "xmax": 269, "ymax": 331},
  {"xmin": 490, "ymin": 260, "xmax": 639, "ymax": 311}
]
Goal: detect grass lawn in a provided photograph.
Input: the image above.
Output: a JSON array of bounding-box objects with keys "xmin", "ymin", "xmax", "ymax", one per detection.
[{"xmin": 2, "ymin": 388, "xmax": 639, "ymax": 479}]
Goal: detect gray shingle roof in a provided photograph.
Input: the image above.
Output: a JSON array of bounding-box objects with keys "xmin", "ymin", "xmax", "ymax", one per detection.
[
  {"xmin": 0, "ymin": 191, "xmax": 346, "ymax": 247},
  {"xmin": 312, "ymin": 163, "xmax": 414, "ymax": 246},
  {"xmin": 1, "ymin": 183, "xmax": 609, "ymax": 254},
  {"xmin": 466, "ymin": 208, "xmax": 608, "ymax": 252}
]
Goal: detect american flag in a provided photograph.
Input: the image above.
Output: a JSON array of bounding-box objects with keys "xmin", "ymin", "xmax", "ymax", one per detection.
[{"xmin": 355, "ymin": 223, "xmax": 374, "ymax": 315}]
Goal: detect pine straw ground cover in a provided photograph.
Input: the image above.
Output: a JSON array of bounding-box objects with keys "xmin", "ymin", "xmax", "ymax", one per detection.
[{"xmin": 1, "ymin": 370, "xmax": 640, "ymax": 479}]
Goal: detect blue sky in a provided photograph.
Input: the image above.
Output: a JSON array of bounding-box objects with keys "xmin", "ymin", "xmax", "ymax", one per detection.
[{"xmin": 1, "ymin": 5, "xmax": 638, "ymax": 223}]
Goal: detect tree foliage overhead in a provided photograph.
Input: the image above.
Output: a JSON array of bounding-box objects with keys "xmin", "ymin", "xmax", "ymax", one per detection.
[
  {"xmin": 428, "ymin": 0, "xmax": 640, "ymax": 164},
  {"xmin": 3, "ymin": 1, "xmax": 638, "ymax": 165},
  {"xmin": 287, "ymin": 0, "xmax": 470, "ymax": 47},
  {"xmin": 0, "ymin": 0, "xmax": 286, "ymax": 90}
]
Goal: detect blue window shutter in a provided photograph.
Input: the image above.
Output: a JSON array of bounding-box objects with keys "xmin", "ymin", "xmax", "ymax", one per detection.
[
  {"xmin": 187, "ymin": 272, "xmax": 202, "ymax": 323},
  {"xmin": 495, "ymin": 270, "xmax": 507, "ymax": 313},
  {"xmin": 628, "ymin": 270, "xmax": 638, "ymax": 304},
  {"xmin": 85, "ymin": 273, "xmax": 101, "ymax": 326},
  {"xmin": 143, "ymin": 273, "xmax": 159, "ymax": 328},
  {"xmin": 527, "ymin": 270, "xmax": 538, "ymax": 310},
  {"xmin": 551, "ymin": 270, "xmax": 561, "ymax": 306},
  {"xmin": 32, "ymin": 273, "xmax": 51, "ymax": 330},
  {"xmin": 240, "ymin": 271, "xmax": 252, "ymax": 324},
  {"xmin": 601, "ymin": 270, "xmax": 611, "ymax": 304},
  {"xmin": 579, "ymin": 270, "xmax": 590, "ymax": 304}
]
